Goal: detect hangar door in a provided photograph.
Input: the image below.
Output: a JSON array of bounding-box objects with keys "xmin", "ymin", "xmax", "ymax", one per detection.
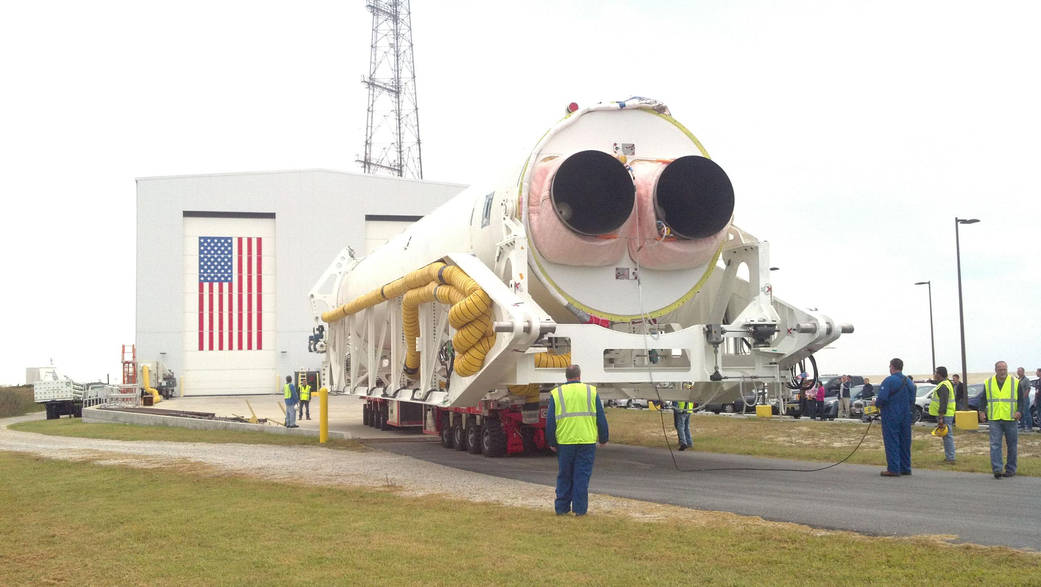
[
  {"xmin": 364, "ymin": 214, "xmax": 422, "ymax": 255},
  {"xmin": 182, "ymin": 215, "xmax": 276, "ymax": 395}
]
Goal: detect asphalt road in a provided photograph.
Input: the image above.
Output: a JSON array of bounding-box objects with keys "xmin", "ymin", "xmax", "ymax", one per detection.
[{"xmin": 374, "ymin": 439, "xmax": 1041, "ymax": 551}]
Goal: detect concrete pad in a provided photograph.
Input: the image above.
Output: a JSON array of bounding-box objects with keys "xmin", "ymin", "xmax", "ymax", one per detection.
[{"xmin": 85, "ymin": 394, "xmax": 430, "ymax": 441}]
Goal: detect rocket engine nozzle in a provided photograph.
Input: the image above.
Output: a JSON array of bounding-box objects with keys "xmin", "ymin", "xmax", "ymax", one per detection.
[
  {"xmin": 550, "ymin": 150, "xmax": 635, "ymax": 236},
  {"xmin": 654, "ymin": 155, "xmax": 734, "ymax": 239}
]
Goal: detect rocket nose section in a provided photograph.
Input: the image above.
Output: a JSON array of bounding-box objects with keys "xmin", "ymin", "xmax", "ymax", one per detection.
[
  {"xmin": 550, "ymin": 150, "xmax": 635, "ymax": 236},
  {"xmin": 654, "ymin": 155, "xmax": 734, "ymax": 239}
]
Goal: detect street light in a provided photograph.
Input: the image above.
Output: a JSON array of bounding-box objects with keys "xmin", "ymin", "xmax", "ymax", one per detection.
[
  {"xmin": 913, "ymin": 280, "xmax": 935, "ymax": 374},
  {"xmin": 955, "ymin": 217, "xmax": 980, "ymax": 387}
]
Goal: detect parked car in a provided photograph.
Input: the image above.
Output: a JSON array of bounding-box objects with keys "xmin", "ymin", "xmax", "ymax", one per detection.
[
  {"xmin": 703, "ymin": 389, "xmax": 758, "ymax": 415},
  {"xmin": 913, "ymin": 383, "xmax": 939, "ymax": 423},
  {"xmin": 848, "ymin": 384, "xmax": 876, "ymax": 419},
  {"xmin": 605, "ymin": 398, "xmax": 630, "ymax": 408},
  {"xmin": 628, "ymin": 398, "xmax": 650, "ymax": 409},
  {"xmin": 966, "ymin": 383, "xmax": 984, "ymax": 411}
]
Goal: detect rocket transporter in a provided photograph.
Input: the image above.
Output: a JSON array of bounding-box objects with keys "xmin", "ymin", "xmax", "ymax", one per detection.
[{"xmin": 309, "ymin": 97, "xmax": 849, "ymax": 455}]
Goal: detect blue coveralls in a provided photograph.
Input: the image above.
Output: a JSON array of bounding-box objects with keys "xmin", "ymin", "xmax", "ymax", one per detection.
[
  {"xmin": 546, "ymin": 384, "xmax": 609, "ymax": 516},
  {"xmin": 877, "ymin": 373, "xmax": 913, "ymax": 474}
]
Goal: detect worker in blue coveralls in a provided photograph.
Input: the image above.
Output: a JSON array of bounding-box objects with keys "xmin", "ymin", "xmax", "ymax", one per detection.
[
  {"xmin": 546, "ymin": 365, "xmax": 609, "ymax": 516},
  {"xmin": 875, "ymin": 358, "xmax": 914, "ymax": 476}
]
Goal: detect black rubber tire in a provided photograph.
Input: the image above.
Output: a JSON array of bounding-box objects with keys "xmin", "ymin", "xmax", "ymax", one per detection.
[
  {"xmin": 440, "ymin": 416, "xmax": 454, "ymax": 449},
  {"xmin": 453, "ymin": 425, "xmax": 467, "ymax": 451},
  {"xmin": 362, "ymin": 404, "xmax": 371, "ymax": 426},
  {"xmin": 466, "ymin": 425, "xmax": 483, "ymax": 454},
  {"xmin": 377, "ymin": 404, "xmax": 390, "ymax": 430},
  {"xmin": 912, "ymin": 406, "xmax": 923, "ymax": 424},
  {"xmin": 481, "ymin": 417, "xmax": 507, "ymax": 458},
  {"xmin": 521, "ymin": 427, "xmax": 538, "ymax": 454}
]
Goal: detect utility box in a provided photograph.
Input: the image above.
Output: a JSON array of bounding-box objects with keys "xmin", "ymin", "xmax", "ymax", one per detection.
[
  {"xmin": 955, "ymin": 410, "xmax": 979, "ymax": 431},
  {"xmin": 756, "ymin": 405, "xmax": 772, "ymax": 418}
]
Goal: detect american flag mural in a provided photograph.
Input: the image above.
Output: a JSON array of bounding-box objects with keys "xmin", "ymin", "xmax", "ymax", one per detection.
[{"xmin": 198, "ymin": 236, "xmax": 263, "ymax": 351}]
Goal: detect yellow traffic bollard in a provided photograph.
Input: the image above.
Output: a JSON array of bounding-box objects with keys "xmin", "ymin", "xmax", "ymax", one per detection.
[{"xmin": 319, "ymin": 387, "xmax": 329, "ymax": 444}]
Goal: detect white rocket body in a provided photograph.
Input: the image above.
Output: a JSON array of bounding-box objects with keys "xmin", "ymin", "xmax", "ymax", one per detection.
[{"xmin": 310, "ymin": 98, "xmax": 845, "ymax": 408}]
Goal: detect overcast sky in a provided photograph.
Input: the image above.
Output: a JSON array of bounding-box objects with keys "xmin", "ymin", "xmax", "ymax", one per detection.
[{"xmin": 2, "ymin": 0, "xmax": 1039, "ymax": 385}]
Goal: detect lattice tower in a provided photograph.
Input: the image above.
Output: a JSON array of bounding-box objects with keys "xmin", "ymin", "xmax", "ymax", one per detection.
[{"xmin": 358, "ymin": 0, "xmax": 423, "ymax": 179}]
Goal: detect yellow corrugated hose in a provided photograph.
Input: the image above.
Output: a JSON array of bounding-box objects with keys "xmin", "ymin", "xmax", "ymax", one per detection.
[
  {"xmin": 508, "ymin": 352, "xmax": 572, "ymax": 401},
  {"xmin": 323, "ymin": 261, "xmax": 497, "ymax": 378}
]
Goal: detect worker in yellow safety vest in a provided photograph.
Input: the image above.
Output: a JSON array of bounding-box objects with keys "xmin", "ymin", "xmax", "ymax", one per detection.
[
  {"xmin": 298, "ymin": 380, "xmax": 312, "ymax": 420},
  {"xmin": 673, "ymin": 400, "xmax": 695, "ymax": 451},
  {"xmin": 978, "ymin": 361, "xmax": 1024, "ymax": 478},
  {"xmin": 283, "ymin": 376, "xmax": 300, "ymax": 428},
  {"xmin": 547, "ymin": 364, "xmax": 609, "ymax": 516},
  {"xmin": 928, "ymin": 366, "xmax": 956, "ymax": 464}
]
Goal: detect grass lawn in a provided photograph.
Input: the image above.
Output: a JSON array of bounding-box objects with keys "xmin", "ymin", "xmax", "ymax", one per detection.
[
  {"xmin": 9, "ymin": 418, "xmax": 363, "ymax": 450},
  {"xmin": 606, "ymin": 408, "xmax": 1041, "ymax": 476},
  {"xmin": 0, "ymin": 451, "xmax": 1036, "ymax": 585},
  {"xmin": 0, "ymin": 386, "xmax": 44, "ymax": 418}
]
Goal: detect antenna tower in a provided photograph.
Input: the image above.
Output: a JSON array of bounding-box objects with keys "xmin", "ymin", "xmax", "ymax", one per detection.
[{"xmin": 359, "ymin": 0, "xmax": 423, "ymax": 179}]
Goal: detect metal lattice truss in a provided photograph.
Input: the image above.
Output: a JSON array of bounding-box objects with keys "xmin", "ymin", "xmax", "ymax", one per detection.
[{"xmin": 359, "ymin": 0, "xmax": 423, "ymax": 179}]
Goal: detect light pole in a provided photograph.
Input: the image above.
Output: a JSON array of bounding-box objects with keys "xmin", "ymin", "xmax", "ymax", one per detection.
[
  {"xmin": 913, "ymin": 280, "xmax": 935, "ymax": 375},
  {"xmin": 955, "ymin": 217, "xmax": 980, "ymax": 387}
]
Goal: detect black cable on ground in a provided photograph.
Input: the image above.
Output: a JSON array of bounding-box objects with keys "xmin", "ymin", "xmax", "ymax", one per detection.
[{"xmin": 633, "ymin": 256, "xmax": 875, "ymax": 474}]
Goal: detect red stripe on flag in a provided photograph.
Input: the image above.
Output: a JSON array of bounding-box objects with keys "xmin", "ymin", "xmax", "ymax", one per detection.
[
  {"xmin": 257, "ymin": 238, "xmax": 262, "ymax": 350},
  {"xmin": 198, "ymin": 282, "xmax": 204, "ymax": 351},
  {"xmin": 238, "ymin": 237, "xmax": 243, "ymax": 351},
  {"xmin": 208, "ymin": 282, "xmax": 214, "ymax": 351},
  {"xmin": 218, "ymin": 282, "xmax": 224, "ymax": 351},
  {"xmin": 247, "ymin": 237, "xmax": 253, "ymax": 350}
]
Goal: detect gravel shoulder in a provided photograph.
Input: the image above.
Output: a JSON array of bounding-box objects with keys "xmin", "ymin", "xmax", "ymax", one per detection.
[{"xmin": 0, "ymin": 413, "xmax": 700, "ymax": 524}]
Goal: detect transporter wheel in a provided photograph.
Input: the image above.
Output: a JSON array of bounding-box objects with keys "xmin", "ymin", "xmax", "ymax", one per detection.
[
  {"xmin": 378, "ymin": 404, "xmax": 390, "ymax": 430},
  {"xmin": 440, "ymin": 416, "xmax": 454, "ymax": 449},
  {"xmin": 912, "ymin": 406, "xmax": 923, "ymax": 424},
  {"xmin": 372, "ymin": 405, "xmax": 382, "ymax": 429},
  {"xmin": 453, "ymin": 424, "xmax": 467, "ymax": 451},
  {"xmin": 481, "ymin": 418, "xmax": 507, "ymax": 458},
  {"xmin": 521, "ymin": 428, "xmax": 538, "ymax": 454},
  {"xmin": 466, "ymin": 425, "xmax": 483, "ymax": 454},
  {"xmin": 362, "ymin": 404, "xmax": 371, "ymax": 426}
]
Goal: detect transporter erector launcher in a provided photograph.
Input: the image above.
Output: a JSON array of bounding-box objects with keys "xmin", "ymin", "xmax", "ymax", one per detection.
[{"xmin": 309, "ymin": 97, "xmax": 849, "ymax": 454}]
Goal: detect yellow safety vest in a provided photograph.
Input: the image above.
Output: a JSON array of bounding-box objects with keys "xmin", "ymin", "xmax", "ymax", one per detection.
[
  {"xmin": 985, "ymin": 376, "xmax": 1018, "ymax": 421},
  {"xmin": 551, "ymin": 382, "xmax": 599, "ymax": 445},
  {"xmin": 300, "ymin": 384, "xmax": 311, "ymax": 401},
  {"xmin": 283, "ymin": 383, "xmax": 293, "ymax": 400},
  {"xmin": 928, "ymin": 380, "xmax": 955, "ymax": 417},
  {"xmin": 675, "ymin": 401, "xmax": 694, "ymax": 413}
]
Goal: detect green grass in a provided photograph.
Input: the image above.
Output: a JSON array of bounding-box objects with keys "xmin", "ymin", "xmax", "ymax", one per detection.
[
  {"xmin": 0, "ymin": 451, "xmax": 1035, "ymax": 586},
  {"xmin": 9, "ymin": 418, "xmax": 363, "ymax": 450},
  {"xmin": 0, "ymin": 386, "xmax": 44, "ymax": 418},
  {"xmin": 606, "ymin": 409, "xmax": 1041, "ymax": 476}
]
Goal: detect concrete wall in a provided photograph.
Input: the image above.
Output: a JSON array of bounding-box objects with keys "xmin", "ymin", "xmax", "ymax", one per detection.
[{"xmin": 136, "ymin": 169, "xmax": 465, "ymax": 394}]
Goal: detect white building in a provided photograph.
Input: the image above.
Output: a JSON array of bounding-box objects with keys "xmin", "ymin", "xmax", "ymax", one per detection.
[{"xmin": 136, "ymin": 169, "xmax": 465, "ymax": 396}]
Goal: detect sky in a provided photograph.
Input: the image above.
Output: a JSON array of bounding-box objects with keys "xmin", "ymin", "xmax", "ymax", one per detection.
[{"xmin": 2, "ymin": 0, "xmax": 1039, "ymax": 385}]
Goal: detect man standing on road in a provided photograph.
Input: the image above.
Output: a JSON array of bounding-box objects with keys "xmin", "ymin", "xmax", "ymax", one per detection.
[
  {"xmin": 929, "ymin": 366, "xmax": 956, "ymax": 464},
  {"xmin": 672, "ymin": 400, "xmax": 694, "ymax": 451},
  {"xmin": 298, "ymin": 379, "xmax": 312, "ymax": 421},
  {"xmin": 546, "ymin": 365, "xmax": 609, "ymax": 516},
  {"xmin": 952, "ymin": 374, "xmax": 968, "ymax": 411},
  {"xmin": 978, "ymin": 361, "xmax": 1023, "ymax": 478},
  {"xmin": 875, "ymin": 358, "xmax": 913, "ymax": 476},
  {"xmin": 1015, "ymin": 367, "xmax": 1031, "ymax": 432},
  {"xmin": 838, "ymin": 375, "xmax": 852, "ymax": 419},
  {"xmin": 283, "ymin": 376, "xmax": 299, "ymax": 428}
]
